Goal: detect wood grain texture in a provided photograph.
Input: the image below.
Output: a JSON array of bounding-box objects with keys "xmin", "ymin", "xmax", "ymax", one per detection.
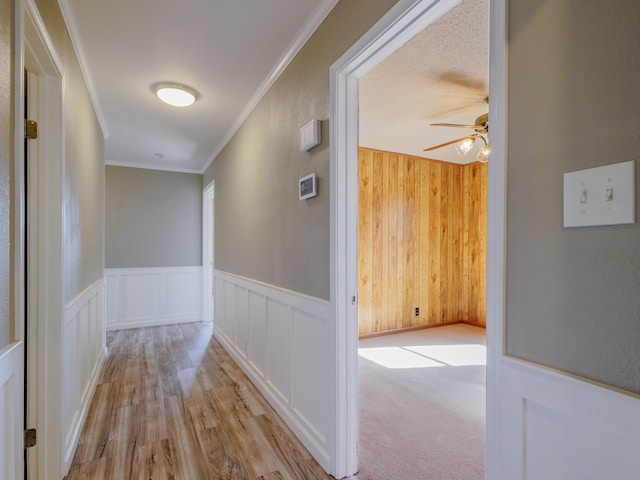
[
  {"xmin": 65, "ymin": 323, "xmax": 332, "ymax": 480},
  {"xmin": 358, "ymin": 148, "xmax": 487, "ymax": 336}
]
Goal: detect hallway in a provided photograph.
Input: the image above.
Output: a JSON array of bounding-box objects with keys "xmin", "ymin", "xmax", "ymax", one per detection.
[{"xmin": 64, "ymin": 323, "xmax": 331, "ymax": 480}]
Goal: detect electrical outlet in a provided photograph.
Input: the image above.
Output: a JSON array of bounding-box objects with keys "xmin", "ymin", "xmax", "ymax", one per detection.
[{"xmin": 415, "ymin": 307, "xmax": 419, "ymax": 316}]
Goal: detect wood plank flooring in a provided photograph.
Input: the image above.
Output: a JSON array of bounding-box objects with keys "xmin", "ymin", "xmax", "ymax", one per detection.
[{"xmin": 65, "ymin": 322, "xmax": 334, "ymax": 480}]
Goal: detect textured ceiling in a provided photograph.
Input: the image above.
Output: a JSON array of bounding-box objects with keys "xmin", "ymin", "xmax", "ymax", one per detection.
[
  {"xmin": 60, "ymin": 0, "xmax": 488, "ymax": 173},
  {"xmin": 59, "ymin": 0, "xmax": 337, "ymax": 173},
  {"xmin": 359, "ymin": 0, "xmax": 489, "ymax": 164}
]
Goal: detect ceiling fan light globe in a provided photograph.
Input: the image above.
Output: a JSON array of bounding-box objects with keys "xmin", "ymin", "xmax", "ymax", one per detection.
[
  {"xmin": 477, "ymin": 145, "xmax": 490, "ymax": 163},
  {"xmin": 455, "ymin": 137, "xmax": 475, "ymax": 156}
]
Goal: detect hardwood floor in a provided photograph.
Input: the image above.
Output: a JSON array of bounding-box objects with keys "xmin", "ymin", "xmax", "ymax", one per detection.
[{"xmin": 65, "ymin": 322, "xmax": 334, "ymax": 480}]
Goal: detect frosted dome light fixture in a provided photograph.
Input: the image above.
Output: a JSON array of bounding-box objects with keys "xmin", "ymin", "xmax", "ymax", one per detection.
[{"xmin": 153, "ymin": 82, "xmax": 199, "ymax": 107}]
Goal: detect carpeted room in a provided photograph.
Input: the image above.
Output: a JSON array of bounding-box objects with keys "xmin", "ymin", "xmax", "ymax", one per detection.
[
  {"xmin": 355, "ymin": 1, "xmax": 488, "ymax": 477},
  {"xmin": 355, "ymin": 147, "xmax": 487, "ymax": 480}
]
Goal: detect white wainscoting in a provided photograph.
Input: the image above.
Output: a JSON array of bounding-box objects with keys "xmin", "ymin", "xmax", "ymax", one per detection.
[
  {"xmin": 0, "ymin": 342, "xmax": 23, "ymax": 480},
  {"xmin": 501, "ymin": 357, "xmax": 640, "ymax": 479},
  {"xmin": 214, "ymin": 270, "xmax": 332, "ymax": 472},
  {"xmin": 106, "ymin": 267, "xmax": 203, "ymax": 330},
  {"xmin": 61, "ymin": 278, "xmax": 107, "ymax": 471}
]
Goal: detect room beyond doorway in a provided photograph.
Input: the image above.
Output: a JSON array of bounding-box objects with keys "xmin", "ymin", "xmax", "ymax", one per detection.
[
  {"xmin": 358, "ymin": 324, "xmax": 486, "ymax": 479},
  {"xmin": 328, "ymin": 0, "xmax": 493, "ymax": 475}
]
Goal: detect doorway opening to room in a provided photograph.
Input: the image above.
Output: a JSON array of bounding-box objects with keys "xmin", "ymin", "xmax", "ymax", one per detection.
[
  {"xmin": 203, "ymin": 182, "xmax": 215, "ymax": 323},
  {"xmin": 355, "ymin": 0, "xmax": 488, "ymax": 477}
]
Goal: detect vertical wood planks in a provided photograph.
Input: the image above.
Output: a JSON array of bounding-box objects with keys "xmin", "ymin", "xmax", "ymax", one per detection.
[
  {"xmin": 357, "ymin": 148, "xmax": 487, "ymax": 337},
  {"xmin": 358, "ymin": 149, "xmax": 373, "ymax": 335}
]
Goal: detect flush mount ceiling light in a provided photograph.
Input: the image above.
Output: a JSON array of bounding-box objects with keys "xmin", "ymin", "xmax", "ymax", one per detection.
[{"xmin": 152, "ymin": 82, "xmax": 199, "ymax": 107}]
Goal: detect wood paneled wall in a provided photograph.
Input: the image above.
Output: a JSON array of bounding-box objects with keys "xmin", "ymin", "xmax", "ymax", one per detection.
[{"xmin": 358, "ymin": 148, "xmax": 486, "ymax": 337}]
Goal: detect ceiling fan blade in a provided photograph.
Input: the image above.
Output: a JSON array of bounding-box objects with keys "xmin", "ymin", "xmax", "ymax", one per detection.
[
  {"xmin": 430, "ymin": 122, "xmax": 481, "ymax": 129},
  {"xmin": 423, "ymin": 135, "xmax": 474, "ymax": 152}
]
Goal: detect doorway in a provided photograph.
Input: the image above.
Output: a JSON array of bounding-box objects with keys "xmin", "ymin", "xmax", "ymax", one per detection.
[
  {"xmin": 355, "ymin": 1, "xmax": 489, "ymax": 470},
  {"xmin": 329, "ymin": 0, "xmax": 507, "ymax": 477},
  {"xmin": 202, "ymin": 181, "xmax": 215, "ymax": 323},
  {"xmin": 22, "ymin": 2, "xmax": 66, "ymax": 476}
]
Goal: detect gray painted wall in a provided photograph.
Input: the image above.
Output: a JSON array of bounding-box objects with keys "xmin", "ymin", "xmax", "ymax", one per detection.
[
  {"xmin": 35, "ymin": 0, "xmax": 105, "ymax": 303},
  {"xmin": 506, "ymin": 1, "xmax": 640, "ymax": 394},
  {"xmin": 203, "ymin": 0, "xmax": 397, "ymax": 300},
  {"xmin": 106, "ymin": 166, "xmax": 202, "ymax": 268},
  {"xmin": 0, "ymin": 0, "xmax": 12, "ymax": 349}
]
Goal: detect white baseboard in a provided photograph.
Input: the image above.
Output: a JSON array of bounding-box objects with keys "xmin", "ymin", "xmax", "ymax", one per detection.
[
  {"xmin": 501, "ymin": 357, "xmax": 640, "ymax": 479},
  {"xmin": 214, "ymin": 270, "xmax": 332, "ymax": 472},
  {"xmin": 61, "ymin": 278, "xmax": 107, "ymax": 472},
  {"xmin": 106, "ymin": 266, "xmax": 202, "ymax": 330}
]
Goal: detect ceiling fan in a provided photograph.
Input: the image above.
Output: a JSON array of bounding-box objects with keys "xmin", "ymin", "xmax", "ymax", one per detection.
[{"xmin": 424, "ymin": 112, "xmax": 490, "ymax": 163}]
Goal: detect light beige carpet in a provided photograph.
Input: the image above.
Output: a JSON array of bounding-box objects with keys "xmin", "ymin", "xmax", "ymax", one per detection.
[{"xmin": 357, "ymin": 323, "xmax": 486, "ymax": 480}]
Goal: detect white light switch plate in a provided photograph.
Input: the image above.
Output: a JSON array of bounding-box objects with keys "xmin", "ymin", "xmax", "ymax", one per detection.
[
  {"xmin": 300, "ymin": 119, "xmax": 321, "ymax": 152},
  {"xmin": 563, "ymin": 160, "xmax": 636, "ymax": 227}
]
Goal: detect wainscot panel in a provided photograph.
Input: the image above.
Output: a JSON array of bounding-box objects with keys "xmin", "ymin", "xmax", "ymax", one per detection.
[
  {"xmin": 106, "ymin": 267, "xmax": 203, "ymax": 330},
  {"xmin": 501, "ymin": 357, "xmax": 640, "ymax": 479},
  {"xmin": 0, "ymin": 342, "xmax": 23, "ymax": 479},
  {"xmin": 62, "ymin": 279, "xmax": 107, "ymax": 471},
  {"xmin": 214, "ymin": 270, "xmax": 332, "ymax": 472}
]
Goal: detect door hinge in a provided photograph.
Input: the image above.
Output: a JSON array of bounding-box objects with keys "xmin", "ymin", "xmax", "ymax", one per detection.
[
  {"xmin": 25, "ymin": 119, "xmax": 38, "ymax": 140},
  {"xmin": 24, "ymin": 428, "xmax": 37, "ymax": 449},
  {"xmin": 351, "ymin": 294, "xmax": 358, "ymax": 305}
]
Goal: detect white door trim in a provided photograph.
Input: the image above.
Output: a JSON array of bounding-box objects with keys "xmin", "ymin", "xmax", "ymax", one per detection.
[
  {"xmin": 485, "ymin": 0, "xmax": 507, "ymax": 477},
  {"xmin": 22, "ymin": 0, "xmax": 66, "ymax": 477},
  {"xmin": 202, "ymin": 181, "xmax": 215, "ymax": 324},
  {"xmin": 329, "ymin": 0, "xmax": 505, "ymax": 476}
]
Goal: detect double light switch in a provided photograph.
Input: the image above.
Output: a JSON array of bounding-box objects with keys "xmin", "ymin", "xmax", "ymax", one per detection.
[{"xmin": 563, "ymin": 160, "xmax": 636, "ymax": 227}]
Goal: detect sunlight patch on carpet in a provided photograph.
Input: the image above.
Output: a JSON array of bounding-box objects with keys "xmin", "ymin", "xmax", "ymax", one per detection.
[
  {"xmin": 359, "ymin": 346, "xmax": 445, "ymax": 369},
  {"xmin": 359, "ymin": 344, "xmax": 486, "ymax": 369},
  {"xmin": 405, "ymin": 344, "xmax": 486, "ymax": 366}
]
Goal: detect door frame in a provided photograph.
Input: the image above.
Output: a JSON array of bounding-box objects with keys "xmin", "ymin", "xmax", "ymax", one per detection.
[
  {"xmin": 202, "ymin": 180, "xmax": 215, "ymax": 324},
  {"xmin": 329, "ymin": 0, "xmax": 507, "ymax": 476},
  {"xmin": 20, "ymin": 0, "xmax": 66, "ymax": 477}
]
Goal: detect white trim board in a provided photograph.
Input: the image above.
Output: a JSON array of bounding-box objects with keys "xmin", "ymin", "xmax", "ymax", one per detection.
[
  {"xmin": 213, "ymin": 270, "xmax": 333, "ymax": 472},
  {"xmin": 485, "ymin": 0, "xmax": 507, "ymax": 477},
  {"xmin": 22, "ymin": 0, "xmax": 69, "ymax": 477},
  {"xmin": 106, "ymin": 266, "xmax": 203, "ymax": 330}
]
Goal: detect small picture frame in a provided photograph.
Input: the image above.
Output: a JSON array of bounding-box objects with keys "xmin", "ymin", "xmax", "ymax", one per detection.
[{"xmin": 299, "ymin": 173, "xmax": 317, "ymax": 200}]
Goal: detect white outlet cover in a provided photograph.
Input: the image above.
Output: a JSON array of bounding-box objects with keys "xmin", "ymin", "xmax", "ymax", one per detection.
[{"xmin": 563, "ymin": 160, "xmax": 636, "ymax": 227}]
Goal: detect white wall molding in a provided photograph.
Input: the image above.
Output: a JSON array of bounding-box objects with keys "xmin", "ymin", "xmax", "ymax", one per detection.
[
  {"xmin": 200, "ymin": 0, "xmax": 339, "ymax": 173},
  {"xmin": 214, "ymin": 270, "xmax": 332, "ymax": 472},
  {"xmin": 61, "ymin": 278, "xmax": 107, "ymax": 472},
  {"xmin": 56, "ymin": 0, "xmax": 108, "ymax": 138},
  {"xmin": 501, "ymin": 357, "xmax": 640, "ymax": 479},
  {"xmin": 106, "ymin": 266, "xmax": 203, "ymax": 330},
  {"xmin": 485, "ymin": 0, "xmax": 507, "ymax": 477},
  {"xmin": 0, "ymin": 343, "xmax": 24, "ymax": 479}
]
